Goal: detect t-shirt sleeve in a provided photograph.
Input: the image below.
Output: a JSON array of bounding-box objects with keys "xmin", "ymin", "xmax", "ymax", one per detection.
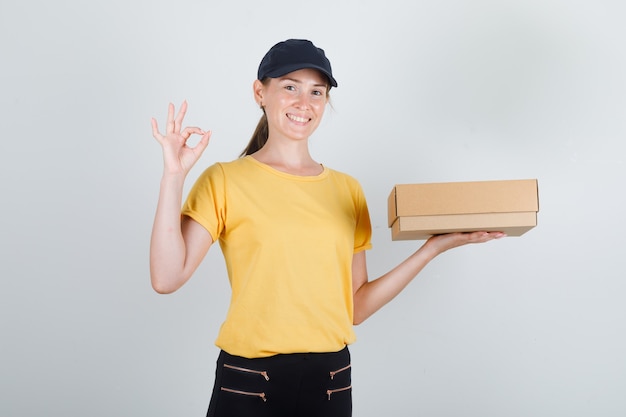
[
  {"xmin": 353, "ymin": 181, "xmax": 373, "ymax": 253},
  {"xmin": 181, "ymin": 163, "xmax": 226, "ymax": 242}
]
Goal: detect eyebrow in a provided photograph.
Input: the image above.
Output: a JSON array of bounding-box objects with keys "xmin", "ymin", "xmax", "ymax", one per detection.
[{"xmin": 279, "ymin": 77, "xmax": 328, "ymax": 88}]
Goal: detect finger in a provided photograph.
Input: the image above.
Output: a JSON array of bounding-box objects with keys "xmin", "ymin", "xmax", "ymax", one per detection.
[
  {"xmin": 151, "ymin": 118, "xmax": 163, "ymax": 141},
  {"xmin": 467, "ymin": 231, "xmax": 490, "ymax": 242},
  {"xmin": 469, "ymin": 231, "xmax": 505, "ymax": 243},
  {"xmin": 180, "ymin": 126, "xmax": 205, "ymax": 140},
  {"xmin": 174, "ymin": 100, "xmax": 188, "ymax": 133},
  {"xmin": 166, "ymin": 103, "xmax": 175, "ymax": 134},
  {"xmin": 479, "ymin": 231, "xmax": 505, "ymax": 239},
  {"xmin": 195, "ymin": 130, "xmax": 212, "ymax": 154}
]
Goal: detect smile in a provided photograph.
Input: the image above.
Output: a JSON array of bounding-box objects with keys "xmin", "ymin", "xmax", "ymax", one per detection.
[{"xmin": 287, "ymin": 113, "xmax": 310, "ymax": 123}]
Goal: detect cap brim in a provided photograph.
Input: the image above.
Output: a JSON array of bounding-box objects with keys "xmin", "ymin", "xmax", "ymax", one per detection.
[{"xmin": 263, "ymin": 63, "xmax": 338, "ymax": 88}]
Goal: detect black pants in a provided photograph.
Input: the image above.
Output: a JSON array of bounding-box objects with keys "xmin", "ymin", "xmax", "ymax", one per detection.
[{"xmin": 206, "ymin": 347, "xmax": 352, "ymax": 417}]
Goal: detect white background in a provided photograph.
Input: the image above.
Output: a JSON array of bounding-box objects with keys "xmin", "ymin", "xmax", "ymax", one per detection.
[{"xmin": 1, "ymin": 0, "xmax": 625, "ymax": 416}]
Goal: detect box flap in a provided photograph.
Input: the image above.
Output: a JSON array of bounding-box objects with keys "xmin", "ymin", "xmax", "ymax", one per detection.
[{"xmin": 387, "ymin": 186, "xmax": 398, "ymax": 227}]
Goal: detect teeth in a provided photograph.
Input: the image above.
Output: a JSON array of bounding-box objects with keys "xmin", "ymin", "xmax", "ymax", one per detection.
[{"xmin": 288, "ymin": 114, "xmax": 309, "ymax": 123}]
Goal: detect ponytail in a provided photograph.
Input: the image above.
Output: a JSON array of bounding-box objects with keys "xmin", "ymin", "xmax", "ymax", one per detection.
[{"xmin": 239, "ymin": 111, "xmax": 269, "ymax": 157}]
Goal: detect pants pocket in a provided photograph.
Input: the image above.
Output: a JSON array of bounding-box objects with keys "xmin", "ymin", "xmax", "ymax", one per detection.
[
  {"xmin": 208, "ymin": 361, "xmax": 272, "ymax": 416},
  {"xmin": 220, "ymin": 362, "xmax": 270, "ymax": 400},
  {"xmin": 326, "ymin": 384, "xmax": 352, "ymax": 400},
  {"xmin": 326, "ymin": 361, "xmax": 352, "ymax": 401},
  {"xmin": 220, "ymin": 386, "xmax": 267, "ymax": 402}
]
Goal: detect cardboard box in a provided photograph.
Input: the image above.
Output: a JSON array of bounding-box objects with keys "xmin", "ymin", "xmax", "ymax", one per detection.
[{"xmin": 388, "ymin": 179, "xmax": 539, "ymax": 240}]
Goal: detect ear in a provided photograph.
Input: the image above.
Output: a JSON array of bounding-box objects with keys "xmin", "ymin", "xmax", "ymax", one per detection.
[{"xmin": 253, "ymin": 79, "xmax": 265, "ymax": 107}]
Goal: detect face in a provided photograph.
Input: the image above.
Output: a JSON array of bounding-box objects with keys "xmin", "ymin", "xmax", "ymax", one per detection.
[{"xmin": 254, "ymin": 68, "xmax": 329, "ymax": 143}]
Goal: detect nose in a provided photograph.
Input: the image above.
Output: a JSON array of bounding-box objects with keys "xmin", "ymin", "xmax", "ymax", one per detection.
[{"xmin": 295, "ymin": 92, "xmax": 311, "ymax": 109}]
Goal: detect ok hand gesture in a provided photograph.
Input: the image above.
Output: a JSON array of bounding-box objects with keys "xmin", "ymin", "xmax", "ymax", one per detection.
[{"xmin": 151, "ymin": 101, "xmax": 211, "ymax": 176}]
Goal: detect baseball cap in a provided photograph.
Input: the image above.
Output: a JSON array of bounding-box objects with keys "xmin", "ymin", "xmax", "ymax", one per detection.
[{"xmin": 257, "ymin": 39, "xmax": 338, "ymax": 88}]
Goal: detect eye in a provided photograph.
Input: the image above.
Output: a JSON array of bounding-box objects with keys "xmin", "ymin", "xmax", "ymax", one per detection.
[
  {"xmin": 285, "ymin": 85, "xmax": 296, "ymax": 91},
  {"xmin": 312, "ymin": 89, "xmax": 325, "ymax": 97}
]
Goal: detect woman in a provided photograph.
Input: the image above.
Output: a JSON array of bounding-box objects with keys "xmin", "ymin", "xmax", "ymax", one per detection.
[{"xmin": 150, "ymin": 39, "xmax": 504, "ymax": 417}]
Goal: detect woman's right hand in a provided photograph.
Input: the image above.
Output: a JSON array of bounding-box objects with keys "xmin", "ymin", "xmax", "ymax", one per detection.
[{"xmin": 151, "ymin": 101, "xmax": 211, "ymax": 176}]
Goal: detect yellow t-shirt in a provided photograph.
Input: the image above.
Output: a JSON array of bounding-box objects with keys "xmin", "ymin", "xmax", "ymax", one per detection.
[{"xmin": 181, "ymin": 156, "xmax": 372, "ymax": 358}]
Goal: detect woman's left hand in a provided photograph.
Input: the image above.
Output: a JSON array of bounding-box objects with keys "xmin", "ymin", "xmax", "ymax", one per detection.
[{"xmin": 425, "ymin": 231, "xmax": 506, "ymax": 256}]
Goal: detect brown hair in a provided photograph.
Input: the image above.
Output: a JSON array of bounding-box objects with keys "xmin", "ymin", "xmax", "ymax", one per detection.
[
  {"xmin": 240, "ymin": 78, "xmax": 271, "ymax": 157},
  {"xmin": 239, "ymin": 111, "xmax": 269, "ymax": 157}
]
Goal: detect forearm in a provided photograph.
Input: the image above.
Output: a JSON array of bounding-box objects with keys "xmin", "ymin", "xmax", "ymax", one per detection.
[
  {"xmin": 352, "ymin": 231, "xmax": 505, "ymax": 324},
  {"xmin": 150, "ymin": 173, "xmax": 188, "ymax": 293},
  {"xmin": 353, "ymin": 243, "xmax": 439, "ymax": 324}
]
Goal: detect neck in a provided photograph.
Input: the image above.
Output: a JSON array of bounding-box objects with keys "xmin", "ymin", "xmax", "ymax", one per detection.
[{"xmin": 251, "ymin": 138, "xmax": 322, "ymax": 176}]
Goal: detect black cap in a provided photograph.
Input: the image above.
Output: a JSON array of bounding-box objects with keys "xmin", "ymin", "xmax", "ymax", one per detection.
[{"xmin": 257, "ymin": 39, "xmax": 338, "ymax": 88}]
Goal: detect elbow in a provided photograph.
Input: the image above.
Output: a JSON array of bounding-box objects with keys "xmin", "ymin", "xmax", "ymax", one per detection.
[
  {"xmin": 150, "ymin": 259, "xmax": 190, "ymax": 294},
  {"xmin": 151, "ymin": 281, "xmax": 176, "ymax": 294},
  {"xmin": 352, "ymin": 290, "xmax": 370, "ymax": 325},
  {"xmin": 352, "ymin": 309, "xmax": 368, "ymax": 326},
  {"xmin": 150, "ymin": 271, "xmax": 183, "ymax": 294}
]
